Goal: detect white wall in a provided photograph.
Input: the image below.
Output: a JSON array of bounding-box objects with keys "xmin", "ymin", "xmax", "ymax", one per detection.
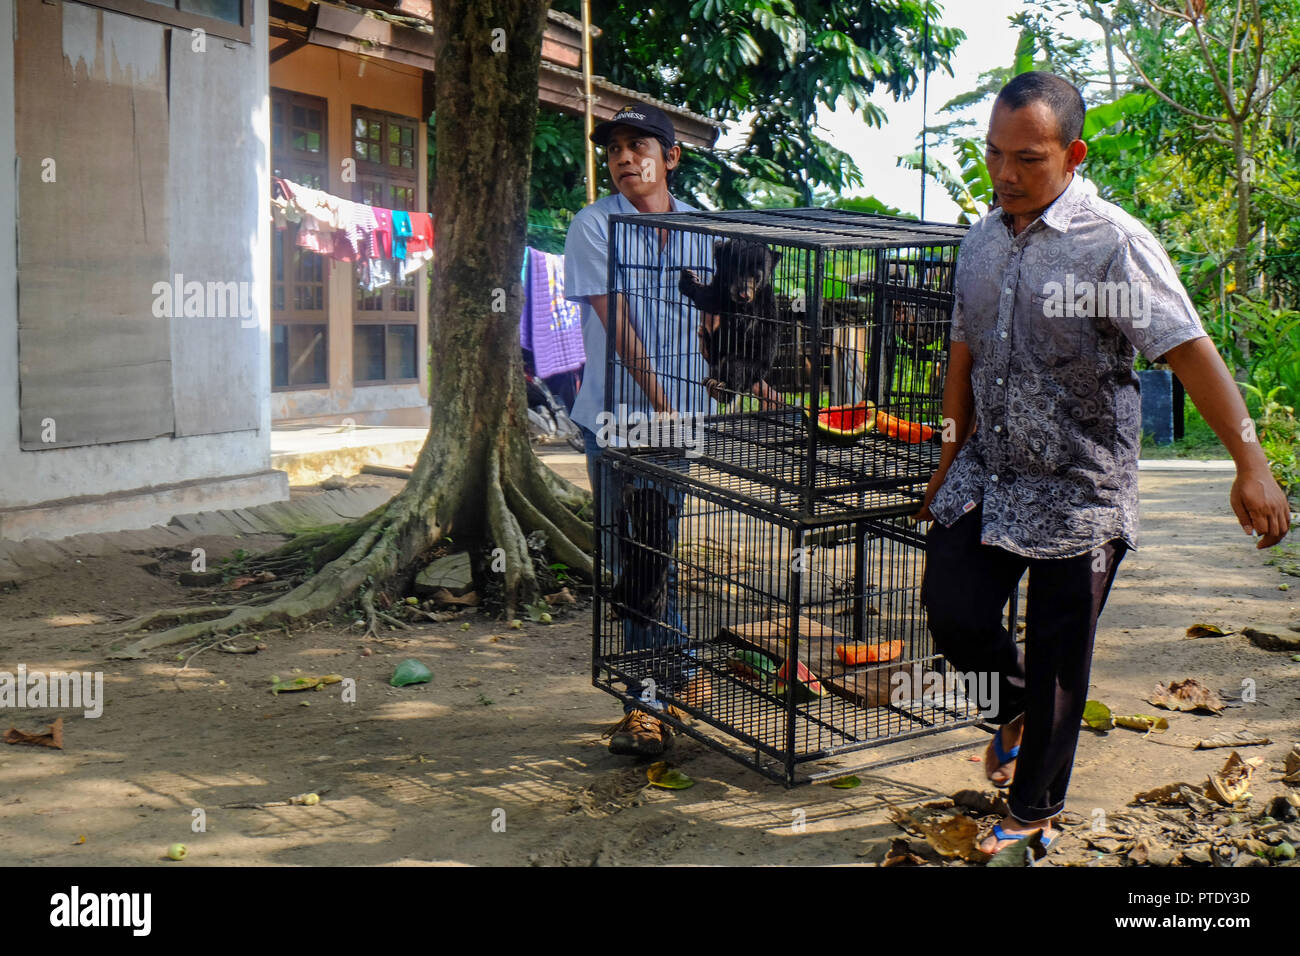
[{"xmin": 0, "ymin": 0, "xmax": 277, "ymax": 515}]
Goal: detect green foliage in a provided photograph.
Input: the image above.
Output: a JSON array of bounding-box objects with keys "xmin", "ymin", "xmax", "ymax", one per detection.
[
  {"xmin": 549, "ymin": 0, "xmax": 963, "ymax": 207},
  {"xmin": 1239, "ymin": 382, "xmax": 1300, "ymax": 496}
]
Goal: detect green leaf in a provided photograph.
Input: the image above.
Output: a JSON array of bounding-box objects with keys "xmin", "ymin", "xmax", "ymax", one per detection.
[
  {"xmin": 1082, "ymin": 699, "xmax": 1114, "ymax": 731},
  {"xmin": 1012, "ymin": 27, "xmax": 1036, "ymax": 76},
  {"xmin": 647, "ymin": 762, "xmax": 695, "ymax": 790},
  {"xmin": 829, "ymin": 775, "xmax": 861, "ymax": 789}
]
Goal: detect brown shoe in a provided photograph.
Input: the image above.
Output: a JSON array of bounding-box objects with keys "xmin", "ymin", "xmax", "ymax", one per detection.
[{"xmin": 602, "ymin": 709, "xmax": 671, "ymax": 757}]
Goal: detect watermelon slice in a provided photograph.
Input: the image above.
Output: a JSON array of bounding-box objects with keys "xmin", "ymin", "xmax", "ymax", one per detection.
[
  {"xmin": 727, "ymin": 650, "xmax": 778, "ymax": 682},
  {"xmin": 808, "ymin": 400, "xmax": 876, "ymax": 446},
  {"xmin": 774, "ymin": 658, "xmax": 826, "ymax": 703}
]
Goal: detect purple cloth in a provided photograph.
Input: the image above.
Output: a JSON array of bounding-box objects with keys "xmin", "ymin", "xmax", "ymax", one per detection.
[{"xmin": 518, "ymin": 247, "xmax": 584, "ymax": 378}]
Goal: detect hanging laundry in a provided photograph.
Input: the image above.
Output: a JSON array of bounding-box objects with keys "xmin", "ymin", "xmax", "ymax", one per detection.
[
  {"xmin": 391, "ymin": 210, "xmax": 413, "ymax": 260},
  {"xmin": 519, "ymin": 246, "xmax": 584, "ymax": 379},
  {"xmin": 401, "ymin": 212, "xmax": 434, "ymax": 277}
]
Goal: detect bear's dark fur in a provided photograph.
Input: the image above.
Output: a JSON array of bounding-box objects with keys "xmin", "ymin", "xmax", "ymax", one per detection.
[{"xmin": 679, "ymin": 239, "xmax": 781, "ymax": 399}]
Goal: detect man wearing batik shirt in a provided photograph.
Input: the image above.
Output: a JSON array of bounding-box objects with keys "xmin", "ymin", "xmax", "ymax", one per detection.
[{"xmin": 915, "ymin": 72, "xmax": 1291, "ymax": 855}]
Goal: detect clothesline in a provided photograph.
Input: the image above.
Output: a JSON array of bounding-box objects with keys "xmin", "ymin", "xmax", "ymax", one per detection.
[{"xmin": 271, "ymin": 177, "xmax": 434, "ymax": 291}]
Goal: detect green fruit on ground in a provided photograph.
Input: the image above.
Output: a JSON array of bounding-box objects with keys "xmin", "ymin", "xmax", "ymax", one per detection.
[{"xmin": 166, "ymin": 843, "xmax": 187, "ymax": 861}]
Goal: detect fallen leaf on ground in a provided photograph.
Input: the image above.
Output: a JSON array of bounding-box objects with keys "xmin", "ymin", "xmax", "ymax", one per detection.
[
  {"xmin": 270, "ymin": 674, "xmax": 342, "ymax": 695},
  {"xmin": 3, "ymin": 718, "xmax": 63, "ymax": 749},
  {"xmin": 917, "ymin": 813, "xmax": 990, "ymax": 863},
  {"xmin": 882, "ymin": 838, "xmax": 927, "ymax": 866},
  {"xmin": 1186, "ymin": 623, "xmax": 1233, "ymax": 638},
  {"xmin": 829, "ymin": 775, "xmax": 861, "ymax": 789},
  {"xmin": 646, "ymin": 762, "xmax": 694, "ymax": 790},
  {"xmin": 1150, "ymin": 678, "xmax": 1225, "ymax": 714},
  {"xmin": 1195, "ymin": 730, "xmax": 1269, "ymax": 750},
  {"xmin": 1133, "ymin": 782, "xmax": 1197, "ymax": 806},
  {"xmin": 1206, "ymin": 751, "xmax": 1256, "ymax": 805},
  {"xmin": 1114, "ymin": 714, "xmax": 1169, "ymax": 734},
  {"xmin": 1082, "ymin": 699, "xmax": 1114, "ymax": 730},
  {"xmin": 544, "ymin": 588, "xmax": 577, "ymax": 605},
  {"xmin": 1128, "ymin": 837, "xmax": 1178, "ymax": 866},
  {"xmin": 1241, "ymin": 628, "xmax": 1300, "ymax": 652}
]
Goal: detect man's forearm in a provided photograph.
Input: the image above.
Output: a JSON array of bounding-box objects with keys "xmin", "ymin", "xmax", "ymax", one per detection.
[
  {"xmin": 1163, "ymin": 337, "xmax": 1271, "ymax": 473},
  {"xmin": 591, "ymin": 293, "xmax": 672, "ymax": 414}
]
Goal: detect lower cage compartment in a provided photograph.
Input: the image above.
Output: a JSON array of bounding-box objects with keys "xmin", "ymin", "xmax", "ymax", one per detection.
[{"xmin": 592, "ymin": 453, "xmax": 994, "ymax": 786}]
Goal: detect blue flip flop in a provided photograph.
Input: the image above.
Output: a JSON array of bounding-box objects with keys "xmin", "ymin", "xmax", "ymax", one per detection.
[
  {"xmin": 987, "ymin": 729, "xmax": 1019, "ymax": 790},
  {"xmin": 991, "ymin": 822, "xmax": 1056, "ymax": 851}
]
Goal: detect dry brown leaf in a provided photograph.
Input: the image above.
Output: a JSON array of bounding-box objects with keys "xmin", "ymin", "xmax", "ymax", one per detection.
[
  {"xmin": 544, "ymin": 588, "xmax": 577, "ymax": 606},
  {"xmin": 1133, "ymin": 782, "xmax": 1196, "ymax": 806},
  {"xmin": 1195, "ymin": 730, "xmax": 1270, "ymax": 750},
  {"xmin": 3, "ymin": 717, "xmax": 63, "ymax": 749},
  {"xmin": 1186, "ymin": 623, "xmax": 1232, "ymax": 639},
  {"xmin": 882, "ymin": 838, "xmax": 927, "ymax": 867},
  {"xmin": 1150, "ymin": 678, "xmax": 1225, "ymax": 714},
  {"xmin": 1206, "ymin": 751, "xmax": 1256, "ymax": 805},
  {"xmin": 917, "ymin": 813, "xmax": 991, "ymax": 863},
  {"xmin": 1283, "ymin": 744, "xmax": 1300, "ymax": 777}
]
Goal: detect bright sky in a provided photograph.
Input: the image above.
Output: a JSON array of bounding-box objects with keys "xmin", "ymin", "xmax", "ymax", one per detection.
[{"xmin": 716, "ymin": 0, "xmax": 1106, "ymax": 221}]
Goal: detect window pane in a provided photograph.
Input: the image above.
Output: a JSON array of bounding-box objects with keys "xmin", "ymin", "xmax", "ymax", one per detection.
[
  {"xmin": 401, "ymin": 127, "xmax": 414, "ymax": 147},
  {"xmin": 387, "ymin": 325, "xmax": 417, "ymax": 380},
  {"xmin": 179, "ymin": 0, "xmax": 242, "ymax": 24},
  {"xmin": 354, "ymin": 117, "xmax": 367, "ymax": 137},
  {"xmin": 274, "ymin": 323, "xmax": 327, "ymax": 387},
  {"xmin": 305, "ymin": 131, "xmax": 320, "ymax": 152},
  {"xmin": 388, "ymin": 124, "xmax": 401, "ymax": 144},
  {"xmin": 354, "ymin": 325, "xmax": 386, "ymax": 382}
]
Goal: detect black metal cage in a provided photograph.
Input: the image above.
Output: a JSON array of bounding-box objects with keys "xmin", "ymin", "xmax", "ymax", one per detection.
[
  {"xmin": 589, "ymin": 209, "xmax": 986, "ymax": 785},
  {"xmin": 598, "ymin": 208, "xmax": 968, "ymax": 523}
]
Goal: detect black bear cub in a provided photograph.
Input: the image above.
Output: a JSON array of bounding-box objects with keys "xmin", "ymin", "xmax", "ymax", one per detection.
[
  {"xmin": 611, "ymin": 485, "xmax": 676, "ymax": 626},
  {"xmin": 679, "ymin": 239, "xmax": 782, "ymax": 400}
]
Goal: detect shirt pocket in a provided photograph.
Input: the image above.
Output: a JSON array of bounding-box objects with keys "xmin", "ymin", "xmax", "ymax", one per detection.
[{"xmin": 1025, "ymin": 292, "xmax": 1086, "ymax": 367}]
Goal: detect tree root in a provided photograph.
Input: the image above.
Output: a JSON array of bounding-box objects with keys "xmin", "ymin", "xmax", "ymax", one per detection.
[{"xmin": 106, "ymin": 436, "xmax": 594, "ymax": 658}]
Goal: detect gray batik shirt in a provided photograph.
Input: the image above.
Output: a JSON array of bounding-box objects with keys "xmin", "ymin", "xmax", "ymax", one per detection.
[{"xmin": 929, "ymin": 173, "xmax": 1207, "ymax": 558}]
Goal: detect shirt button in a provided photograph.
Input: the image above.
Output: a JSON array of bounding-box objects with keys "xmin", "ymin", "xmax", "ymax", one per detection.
[
  {"xmin": 994, "ymin": 425, "xmax": 1002, "ymax": 433},
  {"xmin": 996, "ymin": 377, "xmax": 1004, "ymax": 385},
  {"xmin": 990, "ymin": 474, "xmax": 998, "ymax": 482},
  {"xmin": 1000, "ymin": 331, "xmax": 1008, "ymax": 339}
]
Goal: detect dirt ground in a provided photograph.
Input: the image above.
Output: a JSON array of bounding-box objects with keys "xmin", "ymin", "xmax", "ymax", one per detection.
[{"xmin": 0, "ymin": 469, "xmax": 1296, "ymax": 866}]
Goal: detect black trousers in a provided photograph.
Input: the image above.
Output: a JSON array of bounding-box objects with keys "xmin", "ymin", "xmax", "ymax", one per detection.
[{"xmin": 921, "ymin": 505, "xmax": 1127, "ymax": 821}]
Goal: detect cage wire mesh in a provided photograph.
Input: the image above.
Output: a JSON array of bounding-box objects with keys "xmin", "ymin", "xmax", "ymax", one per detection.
[{"xmin": 592, "ymin": 208, "xmax": 987, "ymax": 785}]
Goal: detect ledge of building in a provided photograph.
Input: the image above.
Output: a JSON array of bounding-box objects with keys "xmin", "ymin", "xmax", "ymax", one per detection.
[
  {"xmin": 271, "ymin": 424, "xmax": 428, "ymax": 486},
  {"xmin": 0, "ymin": 470, "xmax": 290, "ymax": 543}
]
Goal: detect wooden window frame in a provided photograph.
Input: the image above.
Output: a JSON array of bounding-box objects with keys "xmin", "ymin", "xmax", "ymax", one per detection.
[
  {"xmin": 74, "ymin": 0, "xmax": 252, "ymax": 44},
  {"xmin": 271, "ymin": 87, "xmax": 330, "ymax": 391},
  {"xmin": 352, "ymin": 105, "xmax": 420, "ymax": 386}
]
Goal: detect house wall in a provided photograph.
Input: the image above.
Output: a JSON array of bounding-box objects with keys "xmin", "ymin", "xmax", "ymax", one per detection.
[
  {"xmin": 268, "ymin": 41, "xmax": 431, "ymax": 428},
  {"xmin": 0, "ymin": 0, "xmax": 285, "ymax": 540}
]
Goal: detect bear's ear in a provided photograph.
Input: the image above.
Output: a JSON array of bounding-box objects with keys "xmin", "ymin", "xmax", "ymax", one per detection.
[
  {"xmin": 713, "ymin": 239, "xmax": 726, "ymax": 260},
  {"xmin": 769, "ymin": 249, "xmax": 782, "ymax": 267}
]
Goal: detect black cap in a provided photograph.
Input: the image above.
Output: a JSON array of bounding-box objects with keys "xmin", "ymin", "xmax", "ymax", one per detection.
[{"xmin": 590, "ymin": 102, "xmax": 676, "ymax": 148}]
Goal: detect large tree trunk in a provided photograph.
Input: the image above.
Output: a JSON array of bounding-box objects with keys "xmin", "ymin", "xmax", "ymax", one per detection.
[{"xmin": 109, "ymin": 0, "xmax": 592, "ymax": 659}]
